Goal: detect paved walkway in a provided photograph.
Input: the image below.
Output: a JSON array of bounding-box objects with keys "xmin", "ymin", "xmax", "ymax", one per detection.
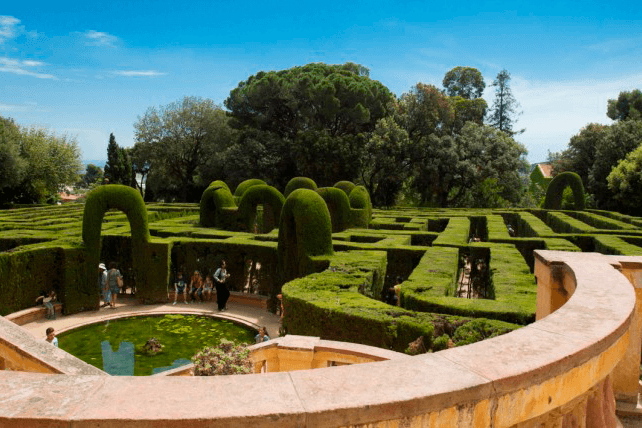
[{"xmin": 21, "ymin": 295, "xmax": 282, "ymax": 341}]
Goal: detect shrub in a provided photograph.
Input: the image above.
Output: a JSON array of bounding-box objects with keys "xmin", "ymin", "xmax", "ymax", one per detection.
[
  {"xmin": 236, "ymin": 184, "xmax": 285, "ymax": 233},
  {"xmin": 199, "ymin": 183, "xmax": 237, "ymax": 228},
  {"xmin": 192, "ymin": 340, "xmax": 253, "ymax": 376},
  {"xmin": 348, "ymin": 185, "xmax": 372, "ymax": 228},
  {"xmin": 284, "ymin": 177, "xmax": 318, "ymax": 198},
  {"xmin": 278, "ymin": 189, "xmax": 333, "ymax": 282},
  {"xmin": 316, "ymin": 187, "xmax": 351, "ymax": 232},
  {"xmin": 334, "ymin": 180, "xmax": 356, "ymax": 196},
  {"xmin": 543, "ymin": 172, "xmax": 585, "ymax": 210},
  {"xmin": 234, "ymin": 179, "xmax": 266, "ymax": 197}
]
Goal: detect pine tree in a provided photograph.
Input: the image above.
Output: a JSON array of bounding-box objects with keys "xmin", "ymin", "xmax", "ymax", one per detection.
[
  {"xmin": 105, "ymin": 133, "xmax": 124, "ymax": 184},
  {"xmin": 487, "ymin": 70, "xmax": 524, "ymax": 136}
]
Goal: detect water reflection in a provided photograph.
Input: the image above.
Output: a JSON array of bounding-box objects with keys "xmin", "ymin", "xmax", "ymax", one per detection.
[{"xmin": 101, "ymin": 340, "xmax": 134, "ymax": 376}]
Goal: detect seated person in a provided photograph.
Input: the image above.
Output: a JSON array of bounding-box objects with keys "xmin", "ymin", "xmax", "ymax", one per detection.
[
  {"xmin": 36, "ymin": 290, "xmax": 57, "ymax": 320},
  {"xmin": 173, "ymin": 271, "xmax": 187, "ymax": 305},
  {"xmin": 255, "ymin": 326, "xmax": 270, "ymax": 343}
]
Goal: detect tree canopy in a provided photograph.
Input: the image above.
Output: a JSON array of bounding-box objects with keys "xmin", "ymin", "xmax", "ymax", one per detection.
[
  {"xmin": 134, "ymin": 96, "xmax": 231, "ymax": 201},
  {"xmin": 0, "ymin": 116, "xmax": 82, "ymax": 204},
  {"xmin": 607, "ymin": 89, "xmax": 642, "ymax": 122},
  {"xmin": 223, "ymin": 62, "xmax": 394, "ymax": 188},
  {"xmin": 442, "ymin": 66, "xmax": 485, "ymax": 99}
]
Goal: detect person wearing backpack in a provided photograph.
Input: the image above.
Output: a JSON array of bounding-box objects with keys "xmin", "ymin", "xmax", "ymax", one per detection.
[{"xmin": 107, "ymin": 262, "xmax": 123, "ymax": 308}]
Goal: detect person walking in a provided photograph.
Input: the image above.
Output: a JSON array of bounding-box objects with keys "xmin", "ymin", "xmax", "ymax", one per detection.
[
  {"xmin": 214, "ymin": 260, "xmax": 230, "ymax": 311},
  {"xmin": 107, "ymin": 262, "xmax": 123, "ymax": 308}
]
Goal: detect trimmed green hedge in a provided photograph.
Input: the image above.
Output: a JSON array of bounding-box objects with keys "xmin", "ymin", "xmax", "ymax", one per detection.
[
  {"xmin": 234, "ymin": 179, "xmax": 266, "ymax": 197},
  {"xmin": 282, "ymin": 249, "xmax": 520, "ymax": 352},
  {"xmin": 544, "ymin": 171, "xmax": 585, "ymax": 210},
  {"xmin": 236, "ymin": 185, "xmax": 285, "ymax": 233},
  {"xmin": 82, "ymin": 184, "xmax": 150, "ymax": 305},
  {"xmin": 334, "ymin": 180, "xmax": 356, "ymax": 196},
  {"xmin": 545, "ymin": 211, "xmax": 597, "ymax": 234},
  {"xmin": 284, "ymin": 177, "xmax": 318, "ymax": 198},
  {"xmin": 278, "ymin": 189, "xmax": 333, "ymax": 282},
  {"xmin": 199, "ymin": 182, "xmax": 237, "ymax": 229},
  {"xmin": 348, "ymin": 185, "xmax": 372, "ymax": 228},
  {"xmin": 316, "ymin": 187, "xmax": 351, "ymax": 232},
  {"xmin": 433, "ymin": 216, "xmax": 470, "ymax": 246},
  {"xmin": 401, "ymin": 244, "xmax": 536, "ymax": 324}
]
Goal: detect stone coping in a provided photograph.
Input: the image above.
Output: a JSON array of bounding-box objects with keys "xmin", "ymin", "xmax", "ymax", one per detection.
[
  {"xmin": 154, "ymin": 336, "xmax": 410, "ymax": 377},
  {"xmin": 5, "ymin": 303, "xmax": 63, "ymax": 326},
  {"xmin": 0, "ymin": 250, "xmax": 636, "ymax": 426}
]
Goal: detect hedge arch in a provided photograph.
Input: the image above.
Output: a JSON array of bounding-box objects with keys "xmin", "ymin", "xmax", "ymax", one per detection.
[
  {"xmin": 234, "ymin": 179, "xmax": 266, "ymax": 198},
  {"xmin": 208, "ymin": 180, "xmax": 230, "ymax": 192},
  {"xmin": 543, "ymin": 172, "xmax": 586, "ymax": 210},
  {"xmin": 199, "ymin": 182, "xmax": 237, "ymax": 228},
  {"xmin": 334, "ymin": 180, "xmax": 356, "ymax": 196},
  {"xmin": 278, "ymin": 189, "xmax": 333, "ymax": 283},
  {"xmin": 284, "ymin": 177, "xmax": 318, "ymax": 198},
  {"xmin": 349, "ymin": 185, "xmax": 373, "ymax": 228},
  {"xmin": 82, "ymin": 185, "xmax": 150, "ymax": 301},
  {"xmin": 316, "ymin": 187, "xmax": 351, "ymax": 232},
  {"xmin": 236, "ymin": 185, "xmax": 285, "ymax": 233}
]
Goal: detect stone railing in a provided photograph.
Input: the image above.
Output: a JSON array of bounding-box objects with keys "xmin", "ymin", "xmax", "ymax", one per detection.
[
  {"xmin": 156, "ymin": 335, "xmax": 409, "ymax": 376},
  {"xmin": 0, "ymin": 250, "xmax": 638, "ymax": 427}
]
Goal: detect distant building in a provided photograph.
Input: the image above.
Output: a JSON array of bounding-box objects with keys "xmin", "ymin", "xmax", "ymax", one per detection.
[
  {"xmin": 58, "ymin": 192, "xmax": 85, "ymax": 203},
  {"xmin": 529, "ymin": 163, "xmax": 553, "ymax": 193}
]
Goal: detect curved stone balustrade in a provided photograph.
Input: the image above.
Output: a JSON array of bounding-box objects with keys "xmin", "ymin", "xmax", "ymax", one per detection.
[{"xmin": 0, "ymin": 250, "xmax": 638, "ymax": 427}]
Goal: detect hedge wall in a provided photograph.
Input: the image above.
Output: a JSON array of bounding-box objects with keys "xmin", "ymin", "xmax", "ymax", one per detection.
[
  {"xmin": 316, "ymin": 187, "xmax": 351, "ymax": 232},
  {"xmin": 284, "ymin": 177, "xmax": 318, "ymax": 198},
  {"xmin": 278, "ymin": 189, "xmax": 333, "ymax": 282},
  {"xmin": 282, "ymin": 249, "xmax": 520, "ymax": 352}
]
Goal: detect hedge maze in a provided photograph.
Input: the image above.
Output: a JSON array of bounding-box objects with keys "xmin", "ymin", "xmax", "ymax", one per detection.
[{"xmin": 2, "ymin": 178, "xmax": 642, "ymax": 354}]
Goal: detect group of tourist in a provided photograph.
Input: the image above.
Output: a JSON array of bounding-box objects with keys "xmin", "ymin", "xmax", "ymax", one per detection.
[
  {"xmin": 98, "ymin": 262, "xmax": 123, "ymax": 309},
  {"xmin": 173, "ymin": 260, "xmax": 231, "ymax": 311}
]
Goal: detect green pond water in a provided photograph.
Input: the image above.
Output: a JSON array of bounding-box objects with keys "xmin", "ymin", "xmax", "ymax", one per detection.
[{"xmin": 58, "ymin": 314, "xmax": 256, "ymax": 376}]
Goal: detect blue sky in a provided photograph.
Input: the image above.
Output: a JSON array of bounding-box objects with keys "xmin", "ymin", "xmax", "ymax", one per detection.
[{"xmin": 2, "ymin": 2, "xmax": 642, "ymax": 164}]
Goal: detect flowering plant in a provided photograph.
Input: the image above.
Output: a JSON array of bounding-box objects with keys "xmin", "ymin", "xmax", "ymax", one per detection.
[{"xmin": 192, "ymin": 340, "xmax": 252, "ymax": 376}]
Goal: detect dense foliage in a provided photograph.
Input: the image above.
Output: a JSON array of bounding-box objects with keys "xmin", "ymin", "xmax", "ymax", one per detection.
[{"xmin": 0, "ymin": 116, "xmax": 82, "ymax": 205}]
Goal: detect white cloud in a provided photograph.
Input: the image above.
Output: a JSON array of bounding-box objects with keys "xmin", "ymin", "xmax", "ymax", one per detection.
[
  {"xmin": 0, "ymin": 16, "xmax": 22, "ymax": 44},
  {"xmin": 0, "ymin": 56, "xmax": 56, "ymax": 79},
  {"xmin": 22, "ymin": 60, "xmax": 45, "ymax": 67},
  {"xmin": 502, "ymin": 74, "xmax": 642, "ymax": 162},
  {"xmin": 112, "ymin": 70, "xmax": 166, "ymax": 77},
  {"xmin": 84, "ymin": 30, "xmax": 118, "ymax": 47}
]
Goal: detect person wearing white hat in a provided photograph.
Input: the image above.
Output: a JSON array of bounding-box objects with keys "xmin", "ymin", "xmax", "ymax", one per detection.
[{"xmin": 99, "ymin": 263, "xmax": 110, "ymax": 307}]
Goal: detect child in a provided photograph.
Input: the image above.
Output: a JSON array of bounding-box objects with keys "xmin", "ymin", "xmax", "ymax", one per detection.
[
  {"xmin": 203, "ymin": 274, "xmax": 214, "ymax": 302},
  {"xmin": 173, "ymin": 271, "xmax": 187, "ymax": 305},
  {"xmin": 36, "ymin": 290, "xmax": 57, "ymax": 319},
  {"xmin": 255, "ymin": 326, "xmax": 270, "ymax": 343},
  {"xmin": 45, "ymin": 327, "xmax": 58, "ymax": 347}
]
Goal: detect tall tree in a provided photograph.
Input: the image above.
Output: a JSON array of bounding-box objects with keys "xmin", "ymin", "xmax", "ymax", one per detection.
[
  {"xmin": 589, "ymin": 120, "xmax": 642, "ymax": 209},
  {"xmin": 104, "ymin": 133, "xmax": 124, "ymax": 184},
  {"xmin": 0, "ymin": 120, "xmax": 82, "ymax": 204},
  {"xmin": 449, "ymin": 96, "xmax": 487, "ymax": 134},
  {"xmin": 0, "ymin": 117, "xmax": 25, "ymax": 199},
  {"xmin": 224, "ymin": 62, "xmax": 394, "ymax": 188},
  {"xmin": 361, "ymin": 115, "xmax": 411, "ymax": 206},
  {"xmin": 134, "ymin": 96, "xmax": 230, "ymax": 201},
  {"xmin": 552, "ymin": 123, "xmax": 606, "ymax": 186},
  {"xmin": 442, "ymin": 66, "xmax": 485, "ymax": 99},
  {"xmin": 129, "ymin": 142, "xmax": 152, "ymax": 197},
  {"xmin": 78, "ymin": 164, "xmax": 103, "ymax": 188},
  {"xmin": 607, "ymin": 144, "xmax": 642, "ymax": 214},
  {"xmin": 607, "ymin": 89, "xmax": 642, "ymax": 122},
  {"xmin": 486, "ymin": 69, "xmax": 523, "ymax": 136}
]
